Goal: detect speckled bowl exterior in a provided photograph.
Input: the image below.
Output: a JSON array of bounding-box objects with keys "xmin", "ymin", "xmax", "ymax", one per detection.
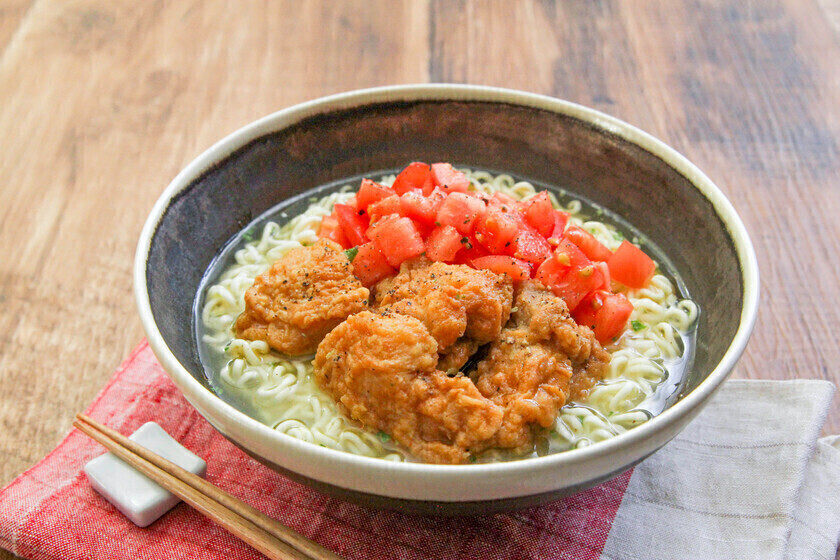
[{"xmin": 135, "ymin": 85, "xmax": 759, "ymax": 515}]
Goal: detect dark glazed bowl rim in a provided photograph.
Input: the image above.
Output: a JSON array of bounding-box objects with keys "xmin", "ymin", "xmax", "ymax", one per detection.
[{"xmin": 135, "ymin": 84, "xmax": 759, "ymax": 505}]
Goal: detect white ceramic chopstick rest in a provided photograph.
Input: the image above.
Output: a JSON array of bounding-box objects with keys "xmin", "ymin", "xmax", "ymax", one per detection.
[{"xmin": 83, "ymin": 421, "xmax": 207, "ymax": 527}]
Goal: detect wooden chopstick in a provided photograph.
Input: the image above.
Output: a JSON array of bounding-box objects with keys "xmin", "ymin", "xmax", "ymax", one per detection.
[{"xmin": 74, "ymin": 413, "xmax": 343, "ymax": 560}]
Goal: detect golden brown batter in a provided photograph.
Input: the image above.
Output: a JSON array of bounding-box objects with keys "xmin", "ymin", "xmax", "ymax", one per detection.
[
  {"xmin": 511, "ymin": 280, "xmax": 610, "ymax": 401},
  {"xmin": 473, "ymin": 328, "xmax": 574, "ymax": 452},
  {"xmin": 235, "ymin": 239, "xmax": 369, "ymax": 356},
  {"xmin": 237, "ymin": 243, "xmax": 610, "ymax": 463},
  {"xmin": 373, "ymin": 258, "xmax": 513, "ymax": 359},
  {"xmin": 313, "ymin": 311, "xmax": 504, "ymax": 464}
]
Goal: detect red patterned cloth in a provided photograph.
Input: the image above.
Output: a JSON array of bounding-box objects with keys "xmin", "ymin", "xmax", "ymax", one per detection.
[{"xmin": 0, "ymin": 340, "xmax": 630, "ymax": 560}]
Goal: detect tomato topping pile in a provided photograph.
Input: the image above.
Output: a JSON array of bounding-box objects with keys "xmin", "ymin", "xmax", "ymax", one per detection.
[{"xmin": 317, "ymin": 162, "xmax": 657, "ymax": 344}]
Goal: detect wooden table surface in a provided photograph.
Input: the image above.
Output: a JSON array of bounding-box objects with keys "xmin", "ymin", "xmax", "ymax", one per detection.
[{"xmin": 2, "ymin": 1, "xmax": 839, "ymax": 558}]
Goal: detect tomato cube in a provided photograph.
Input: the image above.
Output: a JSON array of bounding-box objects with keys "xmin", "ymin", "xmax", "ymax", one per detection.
[
  {"xmin": 412, "ymin": 219, "xmax": 436, "ymax": 239},
  {"xmin": 425, "ymin": 225, "xmax": 463, "ymax": 262},
  {"xmin": 474, "ymin": 207, "xmax": 520, "ymax": 254},
  {"xmin": 399, "ymin": 187, "xmax": 447, "ymax": 225},
  {"xmin": 608, "ymin": 240, "xmax": 656, "ymax": 289},
  {"xmin": 573, "ymin": 290, "xmax": 633, "ymax": 344},
  {"xmin": 593, "ymin": 261, "xmax": 611, "ymax": 291},
  {"xmin": 564, "ymin": 226, "xmax": 613, "ymax": 262},
  {"xmin": 351, "ymin": 242, "xmax": 396, "ymax": 287},
  {"xmin": 317, "ymin": 214, "xmax": 351, "ymax": 249},
  {"xmin": 431, "ymin": 163, "xmax": 470, "ymax": 193},
  {"xmin": 594, "ymin": 292, "xmax": 634, "ymax": 343},
  {"xmin": 570, "ymin": 290, "xmax": 602, "ymax": 331},
  {"xmin": 436, "ymin": 192, "xmax": 487, "ymax": 235},
  {"xmin": 471, "ymin": 255, "xmax": 532, "ymax": 283},
  {"xmin": 506, "ymin": 223, "xmax": 552, "ymax": 267},
  {"xmin": 366, "ymin": 215, "xmax": 425, "ymax": 267},
  {"xmin": 367, "ymin": 195, "xmax": 401, "ymax": 224},
  {"xmin": 492, "ymin": 191, "xmax": 517, "ymax": 206},
  {"xmin": 356, "ymin": 179, "xmax": 396, "ymax": 211},
  {"xmin": 536, "ymin": 239, "xmax": 604, "ymax": 310},
  {"xmin": 454, "ymin": 234, "xmax": 490, "ymax": 266},
  {"xmin": 392, "ymin": 162, "xmax": 432, "ymax": 196},
  {"xmin": 547, "ymin": 210, "xmax": 570, "ymax": 241},
  {"xmin": 521, "ymin": 192, "xmax": 556, "ymax": 237},
  {"xmin": 333, "ymin": 203, "xmax": 370, "ymax": 247}
]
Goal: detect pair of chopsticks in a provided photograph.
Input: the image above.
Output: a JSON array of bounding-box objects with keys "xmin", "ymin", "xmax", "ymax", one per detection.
[{"xmin": 73, "ymin": 414, "xmax": 343, "ymax": 560}]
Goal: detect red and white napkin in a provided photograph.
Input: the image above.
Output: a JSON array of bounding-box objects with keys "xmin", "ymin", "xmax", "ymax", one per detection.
[{"xmin": 0, "ymin": 340, "xmax": 837, "ymax": 560}]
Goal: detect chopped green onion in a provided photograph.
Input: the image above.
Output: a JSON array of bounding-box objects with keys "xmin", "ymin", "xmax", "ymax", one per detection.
[
  {"xmin": 344, "ymin": 247, "xmax": 359, "ymax": 262},
  {"xmin": 377, "ymin": 431, "xmax": 391, "ymax": 442},
  {"xmin": 631, "ymin": 320, "xmax": 646, "ymax": 332}
]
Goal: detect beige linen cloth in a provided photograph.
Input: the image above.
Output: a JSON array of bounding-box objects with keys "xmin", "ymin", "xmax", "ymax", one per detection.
[{"xmin": 600, "ymin": 379, "xmax": 840, "ymax": 560}]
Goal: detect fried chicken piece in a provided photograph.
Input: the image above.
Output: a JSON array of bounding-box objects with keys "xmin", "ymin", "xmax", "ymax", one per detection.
[
  {"xmin": 313, "ymin": 311, "xmax": 504, "ymax": 464},
  {"xmin": 512, "ymin": 280, "xmax": 595, "ymax": 363},
  {"xmin": 235, "ymin": 239, "xmax": 369, "ymax": 356},
  {"xmin": 473, "ymin": 328, "xmax": 574, "ymax": 451},
  {"xmin": 510, "ymin": 280, "xmax": 610, "ymax": 401},
  {"xmin": 469, "ymin": 282, "xmax": 612, "ymax": 452},
  {"xmin": 437, "ymin": 338, "xmax": 481, "ymax": 373},
  {"xmin": 373, "ymin": 259, "xmax": 513, "ymax": 351}
]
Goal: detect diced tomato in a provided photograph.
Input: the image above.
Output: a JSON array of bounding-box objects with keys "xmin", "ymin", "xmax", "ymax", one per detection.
[
  {"xmin": 420, "ymin": 175, "xmax": 435, "ymax": 196},
  {"xmin": 356, "ymin": 179, "xmax": 396, "ymax": 211},
  {"xmin": 536, "ymin": 239, "xmax": 604, "ymax": 310},
  {"xmin": 430, "ymin": 163, "xmax": 470, "ymax": 193},
  {"xmin": 351, "ymin": 242, "xmax": 395, "ymax": 287},
  {"xmin": 474, "ymin": 207, "xmax": 520, "ymax": 253},
  {"xmin": 472, "ymin": 190, "xmax": 493, "ymax": 205},
  {"xmin": 399, "ymin": 187, "xmax": 447, "ymax": 225},
  {"xmin": 608, "ymin": 240, "xmax": 656, "ymax": 289},
  {"xmin": 412, "ymin": 219, "xmax": 436, "ymax": 239},
  {"xmin": 550, "ymin": 238, "xmax": 592, "ymax": 270},
  {"xmin": 570, "ymin": 290, "xmax": 602, "ymax": 331},
  {"xmin": 367, "ymin": 195, "xmax": 401, "ymax": 224},
  {"xmin": 593, "ymin": 261, "xmax": 611, "ymax": 291},
  {"xmin": 454, "ymin": 234, "xmax": 490, "ymax": 265},
  {"xmin": 565, "ymin": 225, "xmax": 613, "ymax": 262},
  {"xmin": 392, "ymin": 162, "xmax": 432, "ymax": 196},
  {"xmin": 492, "ymin": 191, "xmax": 517, "ymax": 206},
  {"xmin": 333, "ymin": 203, "xmax": 369, "ymax": 247},
  {"xmin": 521, "ymin": 192, "xmax": 556, "ymax": 237},
  {"xmin": 366, "ymin": 215, "xmax": 425, "ymax": 267},
  {"xmin": 471, "ymin": 255, "xmax": 531, "ymax": 283},
  {"xmin": 547, "ymin": 210, "xmax": 570, "ymax": 241},
  {"xmin": 506, "ymin": 223, "xmax": 552, "ymax": 267},
  {"xmin": 436, "ymin": 192, "xmax": 487, "ymax": 235},
  {"xmin": 595, "ymin": 293, "xmax": 634, "ymax": 343},
  {"xmin": 317, "ymin": 214, "xmax": 351, "ymax": 249},
  {"xmin": 425, "ymin": 225, "xmax": 463, "ymax": 262},
  {"xmin": 573, "ymin": 290, "xmax": 633, "ymax": 344}
]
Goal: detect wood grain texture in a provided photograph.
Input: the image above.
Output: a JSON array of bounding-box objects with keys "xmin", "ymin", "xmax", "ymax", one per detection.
[
  {"xmin": 0, "ymin": 0, "xmax": 32, "ymax": 54},
  {"xmin": 0, "ymin": 1, "xmax": 838, "ymax": 558}
]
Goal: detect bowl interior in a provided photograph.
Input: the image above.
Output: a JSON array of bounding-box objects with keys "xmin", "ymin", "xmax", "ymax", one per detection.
[{"xmin": 148, "ymin": 98, "xmax": 741, "ymax": 409}]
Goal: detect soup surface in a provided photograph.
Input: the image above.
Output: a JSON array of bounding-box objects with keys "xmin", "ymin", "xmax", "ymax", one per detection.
[{"xmin": 196, "ymin": 165, "xmax": 698, "ymax": 463}]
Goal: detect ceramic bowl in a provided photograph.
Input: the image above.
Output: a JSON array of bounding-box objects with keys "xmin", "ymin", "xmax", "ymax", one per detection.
[{"xmin": 135, "ymin": 85, "xmax": 759, "ymax": 515}]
